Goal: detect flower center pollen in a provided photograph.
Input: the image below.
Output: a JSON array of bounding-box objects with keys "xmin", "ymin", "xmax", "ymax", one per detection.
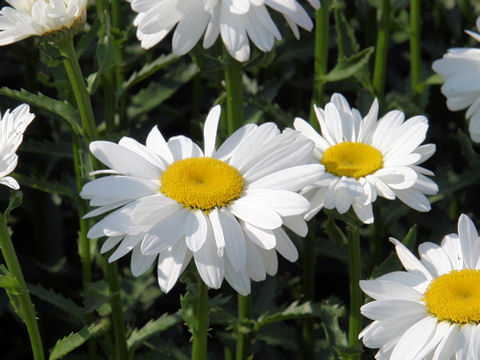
[
  {"xmin": 423, "ymin": 269, "xmax": 480, "ymax": 324},
  {"xmin": 321, "ymin": 142, "xmax": 383, "ymax": 179},
  {"xmin": 160, "ymin": 157, "xmax": 244, "ymax": 212}
]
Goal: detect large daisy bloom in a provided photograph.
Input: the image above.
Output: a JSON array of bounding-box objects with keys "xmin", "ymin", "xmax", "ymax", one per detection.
[
  {"xmin": 0, "ymin": 0, "xmax": 87, "ymax": 45},
  {"xmin": 80, "ymin": 105, "xmax": 323, "ymax": 295},
  {"xmin": 432, "ymin": 16, "xmax": 480, "ymax": 142},
  {"xmin": 293, "ymin": 93, "xmax": 438, "ymax": 224},
  {"xmin": 128, "ymin": 0, "xmax": 320, "ymax": 62},
  {"xmin": 0, "ymin": 104, "xmax": 35, "ymax": 190},
  {"xmin": 360, "ymin": 214, "xmax": 480, "ymax": 360}
]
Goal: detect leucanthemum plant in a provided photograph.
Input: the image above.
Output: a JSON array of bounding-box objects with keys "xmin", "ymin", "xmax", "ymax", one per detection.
[
  {"xmin": 0, "ymin": 104, "xmax": 35, "ymax": 190},
  {"xmin": 360, "ymin": 214, "xmax": 480, "ymax": 360},
  {"xmin": 80, "ymin": 105, "xmax": 323, "ymax": 295},
  {"xmin": 432, "ymin": 16, "xmax": 480, "ymax": 143},
  {"xmin": 0, "ymin": 0, "xmax": 87, "ymax": 45},
  {"xmin": 127, "ymin": 0, "xmax": 320, "ymax": 62},
  {"xmin": 294, "ymin": 93, "xmax": 438, "ymax": 224}
]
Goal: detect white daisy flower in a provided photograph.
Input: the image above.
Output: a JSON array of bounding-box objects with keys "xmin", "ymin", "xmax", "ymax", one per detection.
[
  {"xmin": 80, "ymin": 105, "xmax": 323, "ymax": 295},
  {"xmin": 0, "ymin": 0, "xmax": 87, "ymax": 46},
  {"xmin": 360, "ymin": 214, "xmax": 480, "ymax": 360},
  {"xmin": 294, "ymin": 93, "xmax": 438, "ymax": 224},
  {"xmin": 0, "ymin": 104, "xmax": 35, "ymax": 190},
  {"xmin": 432, "ymin": 16, "xmax": 480, "ymax": 142},
  {"xmin": 128, "ymin": 0, "xmax": 320, "ymax": 62}
]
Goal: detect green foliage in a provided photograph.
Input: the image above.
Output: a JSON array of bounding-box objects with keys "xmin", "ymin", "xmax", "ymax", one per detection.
[{"xmin": 323, "ymin": 47, "xmax": 375, "ymax": 82}]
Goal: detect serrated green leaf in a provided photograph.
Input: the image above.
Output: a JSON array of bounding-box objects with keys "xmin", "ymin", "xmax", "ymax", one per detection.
[
  {"xmin": 14, "ymin": 174, "xmax": 76, "ymax": 200},
  {"xmin": 83, "ymin": 280, "xmax": 110, "ymax": 314},
  {"xmin": 87, "ymin": 36, "xmax": 115, "ymax": 94},
  {"xmin": 0, "ymin": 274, "xmax": 20, "ymax": 289},
  {"xmin": 49, "ymin": 318, "xmax": 110, "ymax": 360},
  {"xmin": 323, "ymin": 47, "xmax": 374, "ymax": 82},
  {"xmin": 28, "ymin": 283, "xmax": 85, "ymax": 326},
  {"xmin": 127, "ymin": 311, "xmax": 182, "ymax": 352},
  {"xmin": 254, "ymin": 301, "xmax": 316, "ymax": 331},
  {"xmin": 334, "ymin": 7, "xmax": 359, "ymax": 59},
  {"xmin": 4, "ymin": 191, "xmax": 23, "ymax": 222},
  {"xmin": 0, "ymin": 88, "xmax": 83, "ymax": 135},
  {"xmin": 316, "ymin": 297, "xmax": 347, "ymax": 358},
  {"xmin": 122, "ymin": 53, "xmax": 180, "ymax": 92}
]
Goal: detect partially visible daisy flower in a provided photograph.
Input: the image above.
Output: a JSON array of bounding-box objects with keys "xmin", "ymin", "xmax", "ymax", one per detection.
[
  {"xmin": 294, "ymin": 93, "xmax": 438, "ymax": 224},
  {"xmin": 80, "ymin": 105, "xmax": 323, "ymax": 295},
  {"xmin": 360, "ymin": 214, "xmax": 480, "ymax": 360},
  {"xmin": 128, "ymin": 0, "xmax": 320, "ymax": 62},
  {"xmin": 0, "ymin": 104, "xmax": 35, "ymax": 189},
  {"xmin": 432, "ymin": 16, "xmax": 480, "ymax": 142},
  {"xmin": 0, "ymin": 0, "xmax": 87, "ymax": 46}
]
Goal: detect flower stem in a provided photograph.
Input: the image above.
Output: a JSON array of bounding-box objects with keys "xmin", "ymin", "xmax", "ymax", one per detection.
[
  {"xmin": 56, "ymin": 35, "xmax": 98, "ymax": 140},
  {"xmin": 235, "ymin": 295, "xmax": 252, "ymax": 360},
  {"xmin": 0, "ymin": 213, "xmax": 45, "ymax": 360},
  {"xmin": 372, "ymin": 0, "xmax": 391, "ymax": 102},
  {"xmin": 302, "ymin": 219, "xmax": 316, "ymax": 360},
  {"xmin": 223, "ymin": 46, "xmax": 244, "ymax": 134},
  {"xmin": 192, "ymin": 278, "xmax": 209, "ymax": 360},
  {"xmin": 104, "ymin": 259, "xmax": 129, "ymax": 360},
  {"xmin": 111, "ymin": 0, "xmax": 127, "ymax": 129},
  {"xmin": 347, "ymin": 225, "xmax": 362, "ymax": 359},
  {"xmin": 309, "ymin": 1, "xmax": 330, "ymax": 128},
  {"xmin": 409, "ymin": 0, "xmax": 421, "ymax": 103}
]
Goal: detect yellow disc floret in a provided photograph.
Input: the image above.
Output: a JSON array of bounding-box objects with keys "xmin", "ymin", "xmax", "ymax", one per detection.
[
  {"xmin": 160, "ymin": 157, "xmax": 244, "ymax": 212},
  {"xmin": 423, "ymin": 269, "xmax": 480, "ymax": 324},
  {"xmin": 321, "ymin": 142, "xmax": 383, "ymax": 179}
]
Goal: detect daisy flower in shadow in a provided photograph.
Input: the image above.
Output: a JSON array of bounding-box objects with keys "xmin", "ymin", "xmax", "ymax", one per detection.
[
  {"xmin": 0, "ymin": 0, "xmax": 87, "ymax": 45},
  {"xmin": 294, "ymin": 93, "xmax": 438, "ymax": 224},
  {"xmin": 0, "ymin": 104, "xmax": 35, "ymax": 189},
  {"xmin": 127, "ymin": 0, "xmax": 320, "ymax": 62},
  {"xmin": 360, "ymin": 214, "xmax": 480, "ymax": 360},
  {"xmin": 432, "ymin": 16, "xmax": 480, "ymax": 142},
  {"xmin": 80, "ymin": 105, "xmax": 323, "ymax": 295}
]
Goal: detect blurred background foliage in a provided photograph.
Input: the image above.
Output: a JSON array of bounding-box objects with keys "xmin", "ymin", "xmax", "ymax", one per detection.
[{"xmin": 1, "ymin": 0, "xmax": 480, "ymax": 358}]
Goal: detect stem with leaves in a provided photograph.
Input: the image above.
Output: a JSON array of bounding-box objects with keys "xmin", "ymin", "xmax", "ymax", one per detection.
[
  {"xmin": 347, "ymin": 224, "xmax": 362, "ymax": 359},
  {"xmin": 0, "ymin": 213, "xmax": 45, "ymax": 360},
  {"xmin": 372, "ymin": 0, "xmax": 391, "ymax": 102}
]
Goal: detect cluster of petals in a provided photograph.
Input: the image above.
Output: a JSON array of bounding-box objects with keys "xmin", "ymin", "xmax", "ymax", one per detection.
[
  {"xmin": 0, "ymin": 104, "xmax": 34, "ymax": 190},
  {"xmin": 0, "ymin": 0, "xmax": 87, "ymax": 45},
  {"xmin": 360, "ymin": 214, "xmax": 480, "ymax": 360},
  {"xmin": 81, "ymin": 105, "xmax": 324, "ymax": 295},
  {"xmin": 128, "ymin": 0, "xmax": 320, "ymax": 62},
  {"xmin": 432, "ymin": 16, "xmax": 480, "ymax": 142},
  {"xmin": 294, "ymin": 93, "xmax": 438, "ymax": 224}
]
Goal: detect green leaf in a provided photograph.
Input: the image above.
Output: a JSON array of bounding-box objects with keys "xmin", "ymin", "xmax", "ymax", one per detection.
[
  {"xmin": 334, "ymin": 7, "xmax": 359, "ymax": 59},
  {"xmin": 254, "ymin": 301, "xmax": 316, "ymax": 331},
  {"xmin": 83, "ymin": 280, "xmax": 111, "ymax": 315},
  {"xmin": 458, "ymin": 130, "xmax": 480, "ymax": 168},
  {"xmin": 122, "ymin": 53, "xmax": 180, "ymax": 92},
  {"xmin": 87, "ymin": 35, "xmax": 115, "ymax": 94},
  {"xmin": 14, "ymin": 174, "xmax": 76, "ymax": 200},
  {"xmin": 0, "ymin": 87, "xmax": 83, "ymax": 135},
  {"xmin": 127, "ymin": 312, "xmax": 182, "ymax": 352},
  {"xmin": 28, "ymin": 283, "xmax": 85, "ymax": 326},
  {"xmin": 0, "ymin": 274, "xmax": 20, "ymax": 290},
  {"xmin": 4, "ymin": 190, "xmax": 23, "ymax": 222},
  {"xmin": 49, "ymin": 318, "xmax": 110, "ymax": 360},
  {"xmin": 316, "ymin": 298, "xmax": 347, "ymax": 358},
  {"xmin": 323, "ymin": 47, "xmax": 374, "ymax": 82},
  {"xmin": 21, "ymin": 140, "xmax": 73, "ymax": 159}
]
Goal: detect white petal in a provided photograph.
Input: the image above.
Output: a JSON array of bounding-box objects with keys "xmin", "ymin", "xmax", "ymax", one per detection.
[
  {"xmin": 130, "ymin": 245, "xmax": 156, "ymax": 277},
  {"xmin": 273, "ymin": 227, "xmax": 298, "ymax": 262},
  {"xmin": 458, "ymin": 213, "xmax": 480, "ymax": 269},
  {"xmin": 203, "ymin": 105, "xmax": 221, "ymax": 157},
  {"xmin": 185, "ymin": 211, "xmax": 208, "ymax": 252},
  {"xmin": 194, "ymin": 225, "xmax": 224, "ymax": 289},
  {"xmin": 229, "ymin": 198, "xmax": 282, "ymax": 229},
  {"xmin": 157, "ymin": 240, "xmax": 191, "ymax": 293},
  {"xmin": 390, "ymin": 238, "xmax": 433, "ymax": 281},
  {"xmin": 146, "ymin": 126, "xmax": 174, "ymax": 163},
  {"xmin": 218, "ymin": 208, "xmax": 246, "ymax": 271},
  {"xmin": 390, "ymin": 316, "xmax": 437, "ymax": 360},
  {"xmin": 109, "ymin": 234, "xmax": 143, "ymax": 262},
  {"xmin": 241, "ymin": 189, "xmax": 310, "ymax": 217}
]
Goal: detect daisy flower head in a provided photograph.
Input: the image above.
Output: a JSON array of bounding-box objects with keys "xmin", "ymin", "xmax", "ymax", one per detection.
[
  {"xmin": 80, "ymin": 105, "xmax": 324, "ymax": 295},
  {"xmin": 360, "ymin": 214, "xmax": 480, "ymax": 360},
  {"xmin": 0, "ymin": 104, "xmax": 35, "ymax": 190},
  {"xmin": 127, "ymin": 0, "xmax": 320, "ymax": 62},
  {"xmin": 294, "ymin": 93, "xmax": 438, "ymax": 224},
  {"xmin": 432, "ymin": 16, "xmax": 480, "ymax": 142},
  {"xmin": 0, "ymin": 0, "xmax": 87, "ymax": 46}
]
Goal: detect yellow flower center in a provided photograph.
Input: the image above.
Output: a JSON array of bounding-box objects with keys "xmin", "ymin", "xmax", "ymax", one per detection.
[
  {"xmin": 423, "ymin": 269, "xmax": 480, "ymax": 324},
  {"xmin": 321, "ymin": 142, "xmax": 383, "ymax": 179},
  {"xmin": 160, "ymin": 157, "xmax": 244, "ymax": 212}
]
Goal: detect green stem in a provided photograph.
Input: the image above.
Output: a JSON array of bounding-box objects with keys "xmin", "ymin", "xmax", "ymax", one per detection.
[
  {"xmin": 104, "ymin": 260, "xmax": 129, "ymax": 360},
  {"xmin": 235, "ymin": 295, "xmax": 252, "ymax": 360},
  {"xmin": 223, "ymin": 46, "xmax": 244, "ymax": 134},
  {"xmin": 192, "ymin": 279, "xmax": 209, "ymax": 360},
  {"xmin": 309, "ymin": 1, "xmax": 330, "ymax": 127},
  {"xmin": 111, "ymin": 0, "xmax": 127, "ymax": 129},
  {"xmin": 409, "ymin": 0, "xmax": 421, "ymax": 103},
  {"xmin": 372, "ymin": 0, "xmax": 391, "ymax": 102},
  {"xmin": 57, "ymin": 35, "xmax": 98, "ymax": 140},
  {"xmin": 0, "ymin": 214, "xmax": 45, "ymax": 360},
  {"xmin": 302, "ymin": 219, "xmax": 315, "ymax": 360},
  {"xmin": 347, "ymin": 225, "xmax": 362, "ymax": 359}
]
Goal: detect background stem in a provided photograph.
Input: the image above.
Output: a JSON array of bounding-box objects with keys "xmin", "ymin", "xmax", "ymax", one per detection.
[
  {"xmin": 235, "ymin": 295, "xmax": 252, "ymax": 360},
  {"xmin": 410, "ymin": 0, "xmax": 421, "ymax": 104},
  {"xmin": 192, "ymin": 279, "xmax": 209, "ymax": 360},
  {"xmin": 347, "ymin": 225, "xmax": 362, "ymax": 359},
  {"xmin": 223, "ymin": 47, "xmax": 244, "ymax": 134},
  {"xmin": 372, "ymin": 0, "xmax": 391, "ymax": 102}
]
